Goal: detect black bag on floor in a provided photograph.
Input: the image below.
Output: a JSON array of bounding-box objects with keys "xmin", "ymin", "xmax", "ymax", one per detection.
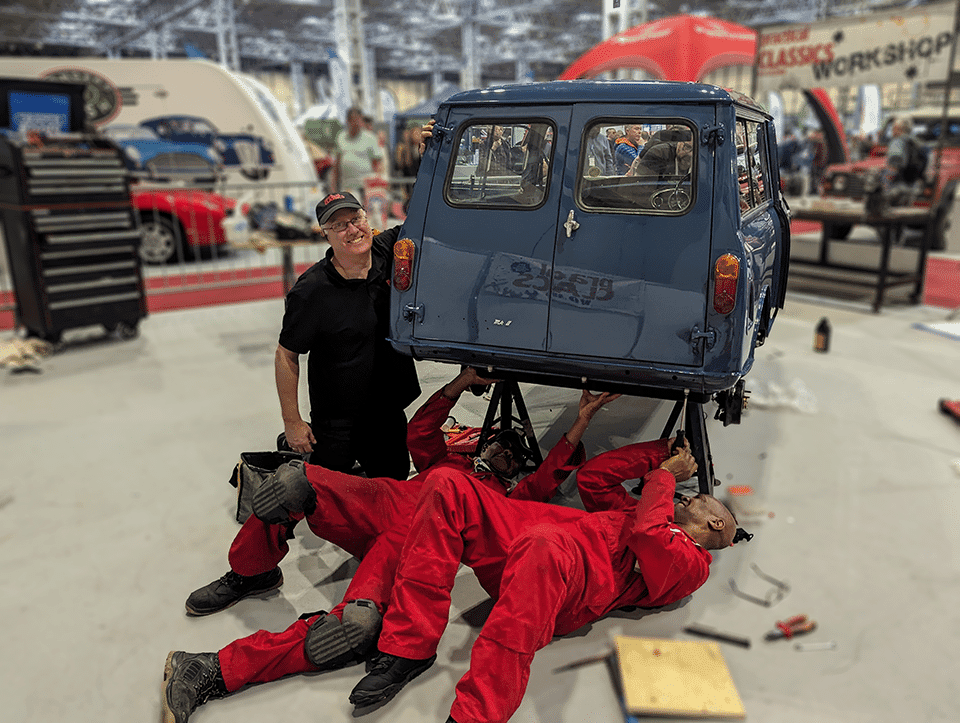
[{"xmin": 228, "ymin": 450, "xmax": 304, "ymax": 523}]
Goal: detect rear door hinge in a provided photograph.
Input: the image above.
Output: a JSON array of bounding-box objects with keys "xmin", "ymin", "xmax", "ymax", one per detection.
[
  {"xmin": 701, "ymin": 123, "xmax": 725, "ymax": 148},
  {"xmin": 690, "ymin": 324, "xmax": 716, "ymax": 350},
  {"xmin": 403, "ymin": 303, "xmax": 424, "ymax": 323}
]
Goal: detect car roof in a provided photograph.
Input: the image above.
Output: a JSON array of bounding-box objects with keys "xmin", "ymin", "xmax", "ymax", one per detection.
[{"xmin": 444, "ymin": 80, "xmax": 764, "ymax": 112}]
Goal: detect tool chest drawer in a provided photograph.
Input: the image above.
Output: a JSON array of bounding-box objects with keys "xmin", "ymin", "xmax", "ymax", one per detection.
[{"xmin": 0, "ymin": 133, "xmax": 147, "ymax": 342}]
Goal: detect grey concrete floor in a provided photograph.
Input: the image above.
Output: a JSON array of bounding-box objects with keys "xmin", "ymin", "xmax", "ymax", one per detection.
[{"xmin": 2, "ymin": 281, "xmax": 959, "ymax": 723}]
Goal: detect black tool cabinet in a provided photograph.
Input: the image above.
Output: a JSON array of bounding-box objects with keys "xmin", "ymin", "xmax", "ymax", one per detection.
[{"xmin": 0, "ymin": 133, "xmax": 147, "ymax": 343}]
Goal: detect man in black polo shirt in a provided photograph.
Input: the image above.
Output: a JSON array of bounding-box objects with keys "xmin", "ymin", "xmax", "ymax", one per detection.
[{"xmin": 275, "ymin": 191, "xmax": 420, "ymax": 480}]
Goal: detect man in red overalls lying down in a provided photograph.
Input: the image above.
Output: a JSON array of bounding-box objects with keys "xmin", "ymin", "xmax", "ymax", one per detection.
[
  {"xmin": 160, "ymin": 367, "xmax": 619, "ymax": 723},
  {"xmin": 347, "ymin": 436, "xmax": 742, "ymax": 723}
]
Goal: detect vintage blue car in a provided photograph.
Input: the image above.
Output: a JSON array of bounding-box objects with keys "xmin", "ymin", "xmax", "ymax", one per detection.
[
  {"xmin": 139, "ymin": 115, "xmax": 275, "ymax": 180},
  {"xmin": 102, "ymin": 123, "xmax": 223, "ymax": 183},
  {"xmin": 390, "ymin": 81, "xmax": 790, "ymax": 415}
]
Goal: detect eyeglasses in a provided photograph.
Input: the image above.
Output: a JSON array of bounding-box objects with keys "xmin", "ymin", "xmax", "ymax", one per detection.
[{"xmin": 323, "ymin": 212, "xmax": 367, "ymax": 234}]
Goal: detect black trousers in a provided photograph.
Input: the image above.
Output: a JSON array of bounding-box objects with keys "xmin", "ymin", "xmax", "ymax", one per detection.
[{"xmin": 308, "ymin": 406, "xmax": 410, "ymax": 480}]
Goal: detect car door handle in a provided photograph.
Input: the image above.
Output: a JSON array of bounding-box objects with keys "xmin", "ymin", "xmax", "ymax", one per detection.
[{"xmin": 564, "ymin": 209, "xmax": 580, "ymax": 238}]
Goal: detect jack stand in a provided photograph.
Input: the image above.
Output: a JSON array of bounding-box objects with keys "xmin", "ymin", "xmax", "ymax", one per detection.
[
  {"xmin": 660, "ymin": 397, "xmax": 715, "ymax": 496},
  {"xmin": 478, "ymin": 380, "xmax": 544, "ymax": 472}
]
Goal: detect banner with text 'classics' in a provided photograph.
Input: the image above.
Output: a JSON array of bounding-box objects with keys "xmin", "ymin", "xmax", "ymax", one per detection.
[{"xmin": 756, "ymin": 1, "xmax": 957, "ymax": 94}]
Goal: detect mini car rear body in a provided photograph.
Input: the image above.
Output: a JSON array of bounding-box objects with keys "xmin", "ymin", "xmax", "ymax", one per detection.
[{"xmin": 390, "ymin": 81, "xmax": 790, "ymax": 399}]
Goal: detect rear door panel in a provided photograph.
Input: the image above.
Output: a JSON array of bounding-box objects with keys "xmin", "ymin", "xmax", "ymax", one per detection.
[
  {"xmin": 544, "ymin": 104, "xmax": 717, "ymax": 367},
  {"xmin": 409, "ymin": 108, "xmax": 571, "ymax": 351}
]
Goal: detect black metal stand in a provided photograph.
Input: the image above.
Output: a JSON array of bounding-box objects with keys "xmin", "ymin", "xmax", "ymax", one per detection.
[
  {"xmin": 660, "ymin": 398, "xmax": 715, "ymax": 496},
  {"xmin": 478, "ymin": 380, "xmax": 544, "ymax": 472}
]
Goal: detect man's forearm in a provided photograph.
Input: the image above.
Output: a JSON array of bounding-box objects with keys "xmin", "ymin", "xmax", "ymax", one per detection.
[
  {"xmin": 275, "ymin": 349, "xmax": 303, "ymax": 423},
  {"xmin": 564, "ymin": 415, "xmax": 590, "ymax": 448}
]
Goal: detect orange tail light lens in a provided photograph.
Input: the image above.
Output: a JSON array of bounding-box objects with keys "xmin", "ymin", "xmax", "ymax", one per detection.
[
  {"xmin": 393, "ymin": 238, "xmax": 415, "ymax": 292},
  {"xmin": 713, "ymin": 253, "xmax": 739, "ymax": 315}
]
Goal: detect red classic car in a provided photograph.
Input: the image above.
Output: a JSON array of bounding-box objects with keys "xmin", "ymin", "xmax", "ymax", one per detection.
[{"xmin": 131, "ymin": 188, "xmax": 238, "ymax": 264}]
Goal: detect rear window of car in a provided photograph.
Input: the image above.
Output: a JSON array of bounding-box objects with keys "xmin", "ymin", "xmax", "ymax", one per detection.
[
  {"xmin": 578, "ymin": 119, "xmax": 696, "ymax": 215},
  {"xmin": 445, "ymin": 120, "xmax": 555, "ymax": 208}
]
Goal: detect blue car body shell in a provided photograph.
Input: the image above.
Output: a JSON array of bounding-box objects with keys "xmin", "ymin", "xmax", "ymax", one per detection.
[
  {"xmin": 390, "ymin": 80, "xmax": 790, "ymax": 400},
  {"xmin": 139, "ymin": 115, "xmax": 275, "ymax": 175}
]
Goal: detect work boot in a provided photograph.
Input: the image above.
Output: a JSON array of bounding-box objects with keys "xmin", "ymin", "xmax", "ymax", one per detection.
[
  {"xmin": 161, "ymin": 651, "xmax": 228, "ymax": 723},
  {"xmin": 184, "ymin": 567, "xmax": 283, "ymax": 616},
  {"xmin": 252, "ymin": 459, "xmax": 316, "ymax": 524},
  {"xmin": 349, "ymin": 651, "xmax": 437, "ymax": 707},
  {"xmin": 305, "ymin": 599, "xmax": 382, "ymax": 668}
]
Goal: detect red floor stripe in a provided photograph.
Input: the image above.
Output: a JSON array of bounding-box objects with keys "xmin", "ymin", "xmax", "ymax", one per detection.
[
  {"xmin": 791, "ymin": 220, "xmax": 822, "ymax": 234},
  {"xmin": 0, "ymin": 262, "xmax": 313, "ymax": 331}
]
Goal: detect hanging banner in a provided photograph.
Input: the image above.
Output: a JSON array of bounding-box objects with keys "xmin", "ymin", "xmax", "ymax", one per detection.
[{"xmin": 756, "ymin": 1, "xmax": 957, "ymax": 94}]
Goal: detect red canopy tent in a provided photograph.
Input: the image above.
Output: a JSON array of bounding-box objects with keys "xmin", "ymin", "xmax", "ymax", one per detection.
[{"xmin": 559, "ymin": 14, "xmax": 756, "ymax": 82}]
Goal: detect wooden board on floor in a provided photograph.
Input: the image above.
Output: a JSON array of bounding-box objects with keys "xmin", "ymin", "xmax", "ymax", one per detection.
[{"xmin": 613, "ymin": 636, "xmax": 745, "ymax": 719}]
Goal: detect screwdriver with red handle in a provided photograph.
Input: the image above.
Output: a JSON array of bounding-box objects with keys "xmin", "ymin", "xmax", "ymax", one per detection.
[{"xmin": 764, "ymin": 614, "xmax": 817, "ymax": 641}]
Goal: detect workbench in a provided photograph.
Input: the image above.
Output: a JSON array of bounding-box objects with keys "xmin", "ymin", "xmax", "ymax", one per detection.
[{"xmin": 789, "ymin": 205, "xmax": 933, "ymax": 312}]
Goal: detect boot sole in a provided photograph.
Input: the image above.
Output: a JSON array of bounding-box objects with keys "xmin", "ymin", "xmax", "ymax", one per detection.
[
  {"xmin": 349, "ymin": 655, "xmax": 436, "ymax": 707},
  {"xmin": 160, "ymin": 651, "xmax": 177, "ymax": 723},
  {"xmin": 184, "ymin": 572, "xmax": 283, "ymax": 617},
  {"xmin": 305, "ymin": 616, "xmax": 369, "ymax": 667}
]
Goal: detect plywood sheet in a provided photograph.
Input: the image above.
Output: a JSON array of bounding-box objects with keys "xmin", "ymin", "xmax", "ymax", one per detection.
[{"xmin": 613, "ymin": 636, "xmax": 745, "ymax": 719}]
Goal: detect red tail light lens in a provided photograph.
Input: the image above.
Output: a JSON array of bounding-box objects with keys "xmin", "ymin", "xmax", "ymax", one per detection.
[
  {"xmin": 713, "ymin": 254, "xmax": 739, "ymax": 315},
  {"xmin": 393, "ymin": 238, "xmax": 415, "ymax": 291}
]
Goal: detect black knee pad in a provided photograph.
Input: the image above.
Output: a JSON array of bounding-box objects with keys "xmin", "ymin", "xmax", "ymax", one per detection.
[
  {"xmin": 304, "ymin": 599, "xmax": 382, "ymax": 669},
  {"xmin": 251, "ymin": 459, "xmax": 315, "ymax": 524}
]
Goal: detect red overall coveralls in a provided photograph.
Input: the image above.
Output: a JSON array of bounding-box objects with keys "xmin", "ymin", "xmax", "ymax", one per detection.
[
  {"xmin": 215, "ymin": 388, "xmax": 586, "ymax": 692},
  {"xmin": 376, "ymin": 439, "xmax": 713, "ymax": 723}
]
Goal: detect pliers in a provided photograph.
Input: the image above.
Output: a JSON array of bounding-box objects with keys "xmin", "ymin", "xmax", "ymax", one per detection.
[{"xmin": 764, "ymin": 614, "xmax": 816, "ymax": 641}]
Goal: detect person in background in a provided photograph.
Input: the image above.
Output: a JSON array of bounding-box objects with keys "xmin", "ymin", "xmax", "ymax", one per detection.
[
  {"xmin": 808, "ymin": 128, "xmax": 828, "ymax": 195},
  {"xmin": 629, "ymin": 128, "xmax": 694, "ymax": 182},
  {"xmin": 332, "ymin": 106, "xmax": 385, "ymax": 202},
  {"xmin": 587, "ymin": 125, "xmax": 615, "ymax": 176},
  {"xmin": 606, "ymin": 127, "xmax": 621, "ymax": 156},
  {"xmin": 883, "ymin": 117, "xmax": 924, "ymax": 189},
  {"xmin": 614, "ymin": 124, "xmax": 645, "ymax": 175},
  {"xmin": 478, "ymin": 124, "xmax": 512, "ymax": 176},
  {"xmin": 395, "ymin": 124, "xmax": 423, "ymax": 211}
]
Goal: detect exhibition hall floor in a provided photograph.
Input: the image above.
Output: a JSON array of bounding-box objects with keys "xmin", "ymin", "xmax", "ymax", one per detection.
[{"xmin": 2, "ymin": 288, "xmax": 959, "ymax": 723}]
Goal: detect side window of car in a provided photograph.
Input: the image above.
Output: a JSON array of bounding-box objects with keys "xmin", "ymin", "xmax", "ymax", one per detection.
[
  {"xmin": 747, "ymin": 120, "xmax": 769, "ymax": 204},
  {"xmin": 578, "ymin": 119, "xmax": 695, "ymax": 215},
  {"xmin": 736, "ymin": 119, "xmax": 769, "ymax": 212},
  {"xmin": 445, "ymin": 121, "xmax": 554, "ymax": 208}
]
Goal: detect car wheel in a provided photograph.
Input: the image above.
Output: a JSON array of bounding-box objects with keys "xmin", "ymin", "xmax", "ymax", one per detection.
[
  {"xmin": 824, "ymin": 223, "xmax": 852, "ymax": 240},
  {"xmin": 137, "ymin": 213, "xmax": 185, "ymax": 265}
]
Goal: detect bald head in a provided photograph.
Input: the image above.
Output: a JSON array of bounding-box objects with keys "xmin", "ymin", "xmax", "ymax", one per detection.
[{"xmin": 674, "ymin": 494, "xmax": 737, "ymax": 550}]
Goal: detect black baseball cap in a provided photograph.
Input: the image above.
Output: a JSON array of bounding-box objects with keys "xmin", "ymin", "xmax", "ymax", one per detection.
[{"xmin": 316, "ymin": 192, "xmax": 363, "ymax": 225}]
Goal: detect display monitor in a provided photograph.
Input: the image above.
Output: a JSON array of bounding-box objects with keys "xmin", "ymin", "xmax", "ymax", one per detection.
[{"xmin": 0, "ymin": 77, "xmax": 87, "ymax": 133}]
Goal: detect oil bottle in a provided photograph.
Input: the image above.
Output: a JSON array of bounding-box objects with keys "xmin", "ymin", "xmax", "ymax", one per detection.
[{"xmin": 814, "ymin": 317, "xmax": 831, "ymax": 353}]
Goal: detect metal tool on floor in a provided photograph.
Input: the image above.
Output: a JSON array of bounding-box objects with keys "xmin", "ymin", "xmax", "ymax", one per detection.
[
  {"xmin": 683, "ymin": 623, "xmax": 751, "ymax": 648},
  {"xmin": 764, "ymin": 614, "xmax": 816, "ymax": 641},
  {"xmin": 729, "ymin": 563, "xmax": 790, "ymax": 606},
  {"xmin": 551, "ymin": 649, "xmax": 611, "ymax": 673}
]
